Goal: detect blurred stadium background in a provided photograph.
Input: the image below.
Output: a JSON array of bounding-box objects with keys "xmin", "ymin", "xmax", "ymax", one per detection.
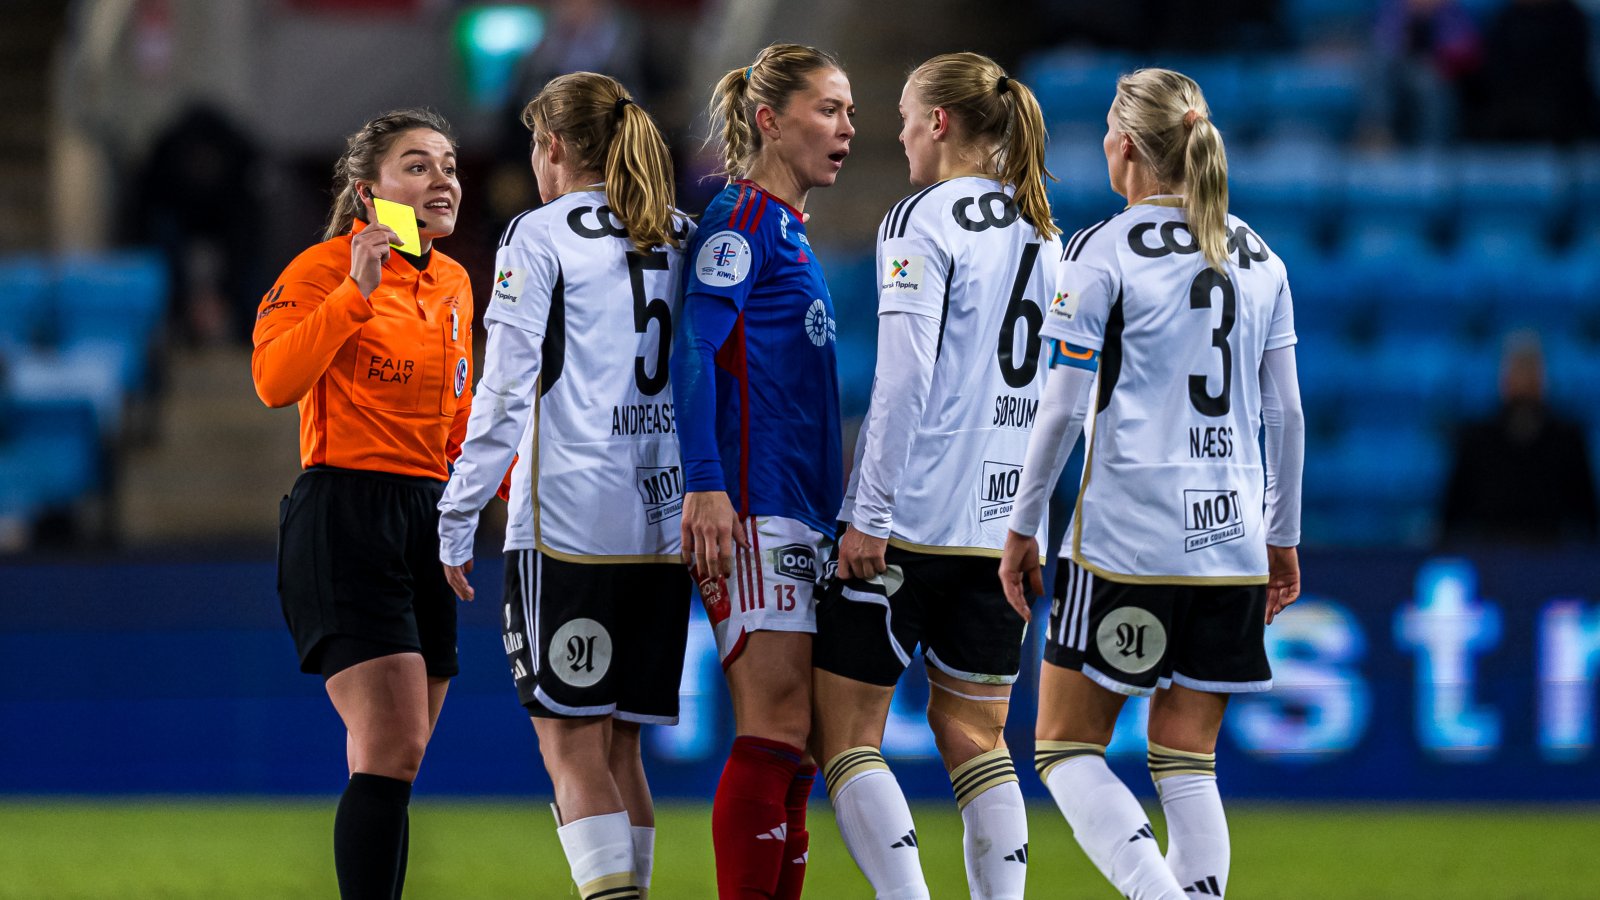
[{"xmin": 3, "ymin": 0, "xmax": 1599, "ymax": 896}]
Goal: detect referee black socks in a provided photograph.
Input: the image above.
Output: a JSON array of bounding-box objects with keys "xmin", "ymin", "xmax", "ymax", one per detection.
[{"xmin": 334, "ymin": 772, "xmax": 413, "ymax": 900}]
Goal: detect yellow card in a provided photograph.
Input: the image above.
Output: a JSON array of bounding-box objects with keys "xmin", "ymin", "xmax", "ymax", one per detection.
[{"xmin": 373, "ymin": 197, "xmax": 422, "ymax": 255}]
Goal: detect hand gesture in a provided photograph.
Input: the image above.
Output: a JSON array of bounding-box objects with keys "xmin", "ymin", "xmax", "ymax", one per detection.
[
  {"xmin": 1266, "ymin": 544, "xmax": 1300, "ymax": 624},
  {"xmin": 443, "ymin": 559, "xmax": 475, "ymax": 602},
  {"xmin": 682, "ymin": 491, "xmax": 747, "ymax": 580},
  {"xmin": 351, "ymin": 222, "xmax": 399, "ymax": 299},
  {"xmin": 999, "ymin": 530, "xmax": 1043, "ymax": 622},
  {"xmin": 837, "ymin": 525, "xmax": 888, "ymax": 581}
]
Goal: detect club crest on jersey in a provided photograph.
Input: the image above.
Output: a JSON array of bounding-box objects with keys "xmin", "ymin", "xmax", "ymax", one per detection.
[
  {"xmin": 635, "ymin": 465, "xmax": 684, "ymax": 525},
  {"xmin": 454, "ymin": 357, "xmax": 468, "ymax": 397},
  {"xmin": 880, "ymin": 255, "xmax": 924, "ymax": 295},
  {"xmin": 696, "ymin": 230, "xmax": 753, "ymax": 287},
  {"xmin": 979, "ymin": 460, "xmax": 1023, "ymax": 522},
  {"xmin": 1096, "ymin": 607, "xmax": 1166, "ymax": 674},
  {"xmin": 804, "ymin": 298, "xmax": 835, "ymax": 346},
  {"xmin": 1048, "ymin": 288, "xmax": 1079, "ymax": 321},
  {"xmin": 549, "ymin": 618, "xmax": 612, "ymax": 687},
  {"xmin": 772, "ymin": 543, "xmax": 818, "ymax": 582},
  {"xmin": 1183, "ymin": 488, "xmax": 1245, "ymax": 552},
  {"xmin": 493, "ymin": 267, "xmax": 525, "ymax": 304}
]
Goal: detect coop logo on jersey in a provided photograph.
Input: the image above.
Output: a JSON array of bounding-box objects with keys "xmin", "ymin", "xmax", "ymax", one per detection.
[
  {"xmin": 979, "ymin": 460, "xmax": 1023, "ymax": 522},
  {"xmin": 1096, "ymin": 607, "xmax": 1166, "ymax": 674},
  {"xmin": 804, "ymin": 298, "xmax": 835, "ymax": 346},
  {"xmin": 635, "ymin": 465, "xmax": 684, "ymax": 525},
  {"xmin": 453, "ymin": 357, "xmax": 468, "ymax": 397},
  {"xmin": 1048, "ymin": 288, "xmax": 1080, "ymax": 321},
  {"xmin": 493, "ymin": 267, "xmax": 525, "ymax": 304},
  {"xmin": 772, "ymin": 543, "xmax": 818, "ymax": 582},
  {"xmin": 696, "ymin": 230, "xmax": 753, "ymax": 287},
  {"xmin": 549, "ymin": 618, "xmax": 612, "ymax": 688},
  {"xmin": 880, "ymin": 255, "xmax": 925, "ymax": 295},
  {"xmin": 1183, "ymin": 488, "xmax": 1245, "ymax": 552}
]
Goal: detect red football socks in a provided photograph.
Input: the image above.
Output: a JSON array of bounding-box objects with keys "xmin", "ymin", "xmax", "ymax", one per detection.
[
  {"xmin": 772, "ymin": 763, "xmax": 816, "ymax": 900},
  {"xmin": 712, "ymin": 736, "xmax": 803, "ymax": 898}
]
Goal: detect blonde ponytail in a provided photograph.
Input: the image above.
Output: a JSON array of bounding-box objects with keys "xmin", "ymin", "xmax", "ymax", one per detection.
[
  {"xmin": 1183, "ymin": 115, "xmax": 1230, "ymax": 273},
  {"xmin": 523, "ymin": 72, "xmax": 678, "ymax": 252},
  {"xmin": 705, "ymin": 43, "xmax": 844, "ymax": 181},
  {"xmin": 1112, "ymin": 68, "xmax": 1231, "ymax": 272},
  {"xmin": 908, "ymin": 52, "xmax": 1060, "ymax": 239}
]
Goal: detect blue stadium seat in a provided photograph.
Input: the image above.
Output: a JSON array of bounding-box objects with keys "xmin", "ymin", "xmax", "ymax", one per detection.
[
  {"xmin": 53, "ymin": 251, "xmax": 168, "ymax": 392},
  {"xmin": 1018, "ymin": 51, "xmax": 1127, "ymax": 131},
  {"xmin": 1259, "ymin": 57, "xmax": 1365, "ymax": 143},
  {"xmin": 1282, "ymin": 0, "xmax": 1382, "ymax": 45},
  {"xmin": 1230, "ymin": 142, "xmax": 1340, "ymax": 242},
  {"xmin": 1340, "ymin": 152, "xmax": 1454, "ymax": 236},
  {"xmin": 1451, "ymin": 148, "xmax": 1567, "ymax": 241},
  {"xmin": 1369, "ymin": 251, "xmax": 1481, "ymax": 340},
  {"xmin": 0, "ymin": 256, "xmax": 54, "ymax": 345},
  {"xmin": 0, "ymin": 395, "xmax": 102, "ymax": 516}
]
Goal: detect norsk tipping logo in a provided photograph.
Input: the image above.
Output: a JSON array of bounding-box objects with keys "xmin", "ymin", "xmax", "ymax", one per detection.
[
  {"xmin": 496, "ymin": 270, "xmax": 514, "ymax": 289},
  {"xmin": 890, "ymin": 259, "xmax": 910, "ymax": 278}
]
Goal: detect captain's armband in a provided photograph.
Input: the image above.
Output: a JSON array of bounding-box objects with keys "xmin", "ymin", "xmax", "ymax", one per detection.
[{"xmin": 1048, "ymin": 340, "xmax": 1098, "ymax": 371}]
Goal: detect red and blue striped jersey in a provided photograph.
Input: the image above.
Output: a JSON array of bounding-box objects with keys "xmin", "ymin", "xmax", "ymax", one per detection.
[{"xmin": 670, "ymin": 180, "xmax": 843, "ymax": 535}]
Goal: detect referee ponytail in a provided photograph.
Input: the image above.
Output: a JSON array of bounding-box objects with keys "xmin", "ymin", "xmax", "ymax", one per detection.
[
  {"xmin": 1113, "ymin": 69, "xmax": 1231, "ymax": 273},
  {"xmin": 523, "ymin": 72, "xmax": 679, "ymax": 253},
  {"xmin": 707, "ymin": 43, "xmax": 845, "ymax": 182},
  {"xmin": 908, "ymin": 52, "xmax": 1061, "ymax": 240}
]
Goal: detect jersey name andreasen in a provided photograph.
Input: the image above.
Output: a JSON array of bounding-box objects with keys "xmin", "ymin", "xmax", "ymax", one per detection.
[{"xmin": 490, "ymin": 192, "xmax": 695, "ymax": 560}]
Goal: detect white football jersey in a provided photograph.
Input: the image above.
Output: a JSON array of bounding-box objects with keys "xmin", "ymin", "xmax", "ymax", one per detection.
[
  {"xmin": 843, "ymin": 177, "xmax": 1061, "ymax": 555},
  {"xmin": 1043, "ymin": 198, "xmax": 1296, "ymax": 583},
  {"xmin": 488, "ymin": 190, "xmax": 695, "ymax": 562}
]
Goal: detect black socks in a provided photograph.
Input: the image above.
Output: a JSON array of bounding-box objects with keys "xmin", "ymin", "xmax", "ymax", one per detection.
[{"xmin": 334, "ymin": 772, "xmax": 413, "ymax": 899}]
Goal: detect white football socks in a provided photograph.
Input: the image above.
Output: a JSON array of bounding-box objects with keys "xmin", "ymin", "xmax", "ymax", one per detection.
[
  {"xmin": 824, "ymin": 747, "xmax": 930, "ymax": 899},
  {"xmin": 1037, "ymin": 742, "xmax": 1185, "ymax": 900},
  {"xmin": 630, "ymin": 824, "xmax": 655, "ymax": 899},
  {"xmin": 555, "ymin": 810, "xmax": 639, "ymax": 900},
  {"xmin": 952, "ymin": 748, "xmax": 1028, "ymax": 899},
  {"xmin": 1150, "ymin": 743, "xmax": 1228, "ymax": 897}
]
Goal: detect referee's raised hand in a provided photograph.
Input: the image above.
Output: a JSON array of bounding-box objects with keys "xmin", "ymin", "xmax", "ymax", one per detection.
[
  {"xmin": 999, "ymin": 529, "xmax": 1042, "ymax": 622},
  {"xmin": 350, "ymin": 217, "xmax": 399, "ymax": 299}
]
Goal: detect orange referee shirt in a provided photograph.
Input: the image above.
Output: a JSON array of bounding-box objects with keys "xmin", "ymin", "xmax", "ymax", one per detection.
[{"xmin": 252, "ymin": 220, "xmax": 474, "ymax": 481}]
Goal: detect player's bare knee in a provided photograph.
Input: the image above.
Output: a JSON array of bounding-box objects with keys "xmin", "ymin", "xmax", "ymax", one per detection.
[{"xmin": 926, "ymin": 681, "xmax": 1010, "ymax": 767}]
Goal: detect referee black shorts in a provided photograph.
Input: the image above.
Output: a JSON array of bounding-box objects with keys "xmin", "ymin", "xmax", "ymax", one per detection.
[
  {"xmin": 277, "ymin": 466, "xmax": 459, "ymax": 678},
  {"xmin": 1044, "ymin": 558, "xmax": 1272, "ymax": 697},
  {"xmin": 814, "ymin": 546, "xmax": 1027, "ymax": 688}
]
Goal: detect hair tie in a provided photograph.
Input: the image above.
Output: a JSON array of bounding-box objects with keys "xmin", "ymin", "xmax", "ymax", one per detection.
[
  {"xmin": 744, "ymin": 66, "xmax": 753, "ymax": 82},
  {"xmin": 1183, "ymin": 108, "xmax": 1202, "ymax": 129},
  {"xmin": 996, "ymin": 75, "xmax": 1011, "ymax": 93},
  {"xmin": 613, "ymin": 97, "xmax": 633, "ymax": 118}
]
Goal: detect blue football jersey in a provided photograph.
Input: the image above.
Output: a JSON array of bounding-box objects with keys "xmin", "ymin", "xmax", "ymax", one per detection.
[{"xmin": 670, "ymin": 180, "xmax": 843, "ymax": 535}]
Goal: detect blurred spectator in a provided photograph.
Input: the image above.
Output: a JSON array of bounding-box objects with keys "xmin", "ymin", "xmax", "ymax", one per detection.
[
  {"xmin": 130, "ymin": 104, "xmax": 264, "ymax": 346},
  {"xmin": 1441, "ymin": 332, "xmax": 1599, "ymax": 545},
  {"xmin": 1362, "ymin": 0, "xmax": 1481, "ymax": 146},
  {"xmin": 1467, "ymin": 0, "xmax": 1600, "ymax": 143}
]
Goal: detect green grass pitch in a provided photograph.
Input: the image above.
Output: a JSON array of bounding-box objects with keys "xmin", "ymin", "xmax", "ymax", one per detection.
[{"xmin": 0, "ymin": 799, "xmax": 1594, "ymax": 898}]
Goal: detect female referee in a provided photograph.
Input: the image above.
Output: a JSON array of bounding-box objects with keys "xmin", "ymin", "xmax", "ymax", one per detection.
[
  {"xmin": 812, "ymin": 52, "xmax": 1059, "ymax": 900},
  {"xmin": 1000, "ymin": 69, "xmax": 1305, "ymax": 900},
  {"xmin": 435, "ymin": 72, "xmax": 691, "ymax": 900},
  {"xmin": 252, "ymin": 108, "xmax": 472, "ymax": 899},
  {"xmin": 670, "ymin": 42, "xmax": 852, "ymax": 900}
]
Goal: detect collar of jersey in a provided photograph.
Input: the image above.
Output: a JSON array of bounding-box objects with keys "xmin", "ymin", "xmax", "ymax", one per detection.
[{"xmin": 733, "ymin": 179, "xmax": 805, "ymax": 220}]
